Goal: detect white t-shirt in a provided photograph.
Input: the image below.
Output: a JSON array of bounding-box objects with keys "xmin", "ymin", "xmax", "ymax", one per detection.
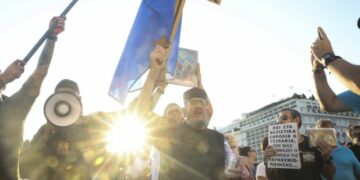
[{"xmin": 255, "ymin": 162, "xmax": 267, "ymax": 180}]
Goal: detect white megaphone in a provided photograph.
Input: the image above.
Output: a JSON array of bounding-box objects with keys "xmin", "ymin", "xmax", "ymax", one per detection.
[{"xmin": 44, "ymin": 91, "xmax": 82, "ymax": 127}]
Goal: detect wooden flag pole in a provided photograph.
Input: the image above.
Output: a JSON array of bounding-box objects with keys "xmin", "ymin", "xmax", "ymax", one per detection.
[
  {"xmin": 157, "ymin": 0, "xmax": 186, "ymax": 62},
  {"xmin": 169, "ymin": 0, "xmax": 186, "ymax": 46},
  {"xmin": 150, "ymin": 0, "xmax": 185, "ymax": 110}
]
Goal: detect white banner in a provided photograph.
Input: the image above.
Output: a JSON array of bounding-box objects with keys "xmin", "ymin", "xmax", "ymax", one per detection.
[{"xmin": 267, "ymin": 123, "xmax": 301, "ymax": 169}]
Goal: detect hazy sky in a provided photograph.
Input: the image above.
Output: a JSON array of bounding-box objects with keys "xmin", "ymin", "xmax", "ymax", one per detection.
[{"xmin": 1, "ymin": 0, "xmax": 359, "ymax": 140}]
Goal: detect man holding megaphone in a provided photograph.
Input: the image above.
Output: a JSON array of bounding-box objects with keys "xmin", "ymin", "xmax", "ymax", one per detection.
[
  {"xmin": 20, "ymin": 79, "xmax": 127, "ymax": 179},
  {"xmin": 20, "ymin": 79, "xmax": 92, "ymax": 179}
]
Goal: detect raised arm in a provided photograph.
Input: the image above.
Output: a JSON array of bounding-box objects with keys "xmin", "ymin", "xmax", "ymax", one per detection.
[
  {"xmin": 136, "ymin": 45, "xmax": 167, "ymax": 113},
  {"xmin": 149, "ymin": 56, "xmax": 168, "ymax": 111},
  {"xmin": 311, "ymin": 27, "xmax": 360, "ymax": 96},
  {"xmin": 23, "ymin": 17, "xmax": 65, "ymax": 97},
  {"xmin": 150, "ymin": 83, "xmax": 168, "ymax": 111},
  {"xmin": 327, "ymin": 59, "xmax": 360, "ymax": 95},
  {"xmin": 311, "ymin": 54, "xmax": 351, "ymax": 112},
  {"xmin": 196, "ymin": 64, "xmax": 213, "ymax": 118}
]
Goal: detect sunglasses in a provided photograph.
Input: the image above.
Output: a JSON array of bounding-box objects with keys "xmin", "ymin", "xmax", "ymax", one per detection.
[{"xmin": 279, "ymin": 115, "xmax": 290, "ymax": 121}]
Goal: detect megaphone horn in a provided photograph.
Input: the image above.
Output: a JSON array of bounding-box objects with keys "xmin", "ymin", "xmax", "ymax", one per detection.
[{"xmin": 44, "ymin": 92, "xmax": 82, "ymax": 127}]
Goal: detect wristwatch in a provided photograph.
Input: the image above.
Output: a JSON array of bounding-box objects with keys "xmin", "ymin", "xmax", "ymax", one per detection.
[{"xmin": 321, "ymin": 52, "xmax": 341, "ymax": 68}]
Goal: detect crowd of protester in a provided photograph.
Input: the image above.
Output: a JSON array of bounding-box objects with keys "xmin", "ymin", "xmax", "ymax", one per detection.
[{"xmin": 1, "ymin": 12, "xmax": 360, "ymax": 180}]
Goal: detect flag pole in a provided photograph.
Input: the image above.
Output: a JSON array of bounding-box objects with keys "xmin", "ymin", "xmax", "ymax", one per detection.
[
  {"xmin": 169, "ymin": 0, "xmax": 186, "ymax": 46},
  {"xmin": 150, "ymin": 0, "xmax": 185, "ymax": 109},
  {"xmin": 157, "ymin": 0, "xmax": 185, "ymax": 63},
  {"xmin": 22, "ymin": 0, "xmax": 79, "ymax": 64}
]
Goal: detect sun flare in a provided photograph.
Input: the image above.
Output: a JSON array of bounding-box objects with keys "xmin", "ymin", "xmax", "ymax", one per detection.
[{"xmin": 105, "ymin": 116, "xmax": 148, "ymax": 154}]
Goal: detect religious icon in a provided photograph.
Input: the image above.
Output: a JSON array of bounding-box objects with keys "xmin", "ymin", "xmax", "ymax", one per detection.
[
  {"xmin": 307, "ymin": 128, "xmax": 337, "ymax": 148},
  {"xmin": 167, "ymin": 48, "xmax": 198, "ymax": 87}
]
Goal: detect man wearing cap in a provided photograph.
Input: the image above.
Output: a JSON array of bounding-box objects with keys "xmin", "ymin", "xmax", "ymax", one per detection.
[
  {"xmin": 160, "ymin": 87, "xmax": 225, "ymax": 179},
  {"xmin": 0, "ymin": 16, "xmax": 65, "ymax": 180},
  {"xmin": 311, "ymin": 27, "xmax": 360, "ymax": 114},
  {"xmin": 20, "ymin": 79, "xmax": 91, "ymax": 179},
  {"xmin": 20, "ymin": 79, "xmax": 124, "ymax": 179},
  {"xmin": 135, "ymin": 44, "xmax": 229, "ymax": 180}
]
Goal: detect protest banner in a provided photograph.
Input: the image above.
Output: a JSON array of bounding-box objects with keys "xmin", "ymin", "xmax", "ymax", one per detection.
[{"xmin": 267, "ymin": 123, "xmax": 301, "ymax": 169}]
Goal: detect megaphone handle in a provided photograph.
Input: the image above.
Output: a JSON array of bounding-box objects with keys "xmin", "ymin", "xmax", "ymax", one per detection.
[{"xmin": 22, "ymin": 0, "xmax": 78, "ymax": 64}]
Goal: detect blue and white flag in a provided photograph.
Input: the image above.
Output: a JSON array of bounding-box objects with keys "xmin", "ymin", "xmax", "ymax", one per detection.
[{"xmin": 109, "ymin": 0, "xmax": 182, "ymax": 104}]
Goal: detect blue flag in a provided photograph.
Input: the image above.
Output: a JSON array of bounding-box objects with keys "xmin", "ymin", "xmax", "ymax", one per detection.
[{"xmin": 109, "ymin": 0, "xmax": 182, "ymax": 104}]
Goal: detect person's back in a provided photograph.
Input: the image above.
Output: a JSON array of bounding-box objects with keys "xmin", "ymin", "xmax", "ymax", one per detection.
[
  {"xmin": 317, "ymin": 119, "xmax": 360, "ymax": 180},
  {"xmin": 332, "ymin": 145, "xmax": 360, "ymax": 180}
]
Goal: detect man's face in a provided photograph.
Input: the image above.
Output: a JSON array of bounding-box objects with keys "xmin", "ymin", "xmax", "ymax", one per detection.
[
  {"xmin": 184, "ymin": 97, "xmax": 210, "ymax": 129},
  {"xmin": 165, "ymin": 104, "xmax": 183, "ymax": 125},
  {"xmin": 278, "ymin": 110, "xmax": 298, "ymax": 126}
]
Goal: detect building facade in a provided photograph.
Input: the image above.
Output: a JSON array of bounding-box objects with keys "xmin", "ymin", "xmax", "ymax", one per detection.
[{"xmin": 219, "ymin": 94, "xmax": 360, "ymax": 159}]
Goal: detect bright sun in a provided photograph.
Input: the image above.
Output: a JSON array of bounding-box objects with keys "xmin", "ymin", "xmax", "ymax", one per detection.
[{"xmin": 105, "ymin": 116, "xmax": 148, "ymax": 154}]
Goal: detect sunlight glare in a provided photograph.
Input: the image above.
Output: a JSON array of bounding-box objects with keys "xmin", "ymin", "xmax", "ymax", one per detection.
[{"xmin": 105, "ymin": 116, "xmax": 148, "ymax": 154}]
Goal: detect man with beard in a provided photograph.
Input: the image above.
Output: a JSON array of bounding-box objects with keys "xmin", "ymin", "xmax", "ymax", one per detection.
[{"xmin": 135, "ymin": 44, "xmax": 229, "ymax": 180}]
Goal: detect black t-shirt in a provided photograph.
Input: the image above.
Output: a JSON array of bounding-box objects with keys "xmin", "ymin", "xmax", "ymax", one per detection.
[
  {"xmin": 266, "ymin": 135, "xmax": 324, "ymax": 180},
  {"xmin": 152, "ymin": 118, "xmax": 225, "ymax": 180},
  {"xmin": 349, "ymin": 144, "xmax": 360, "ymax": 161}
]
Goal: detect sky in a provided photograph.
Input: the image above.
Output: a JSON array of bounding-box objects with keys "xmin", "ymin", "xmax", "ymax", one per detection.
[{"xmin": 0, "ymin": 0, "xmax": 359, "ymax": 140}]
